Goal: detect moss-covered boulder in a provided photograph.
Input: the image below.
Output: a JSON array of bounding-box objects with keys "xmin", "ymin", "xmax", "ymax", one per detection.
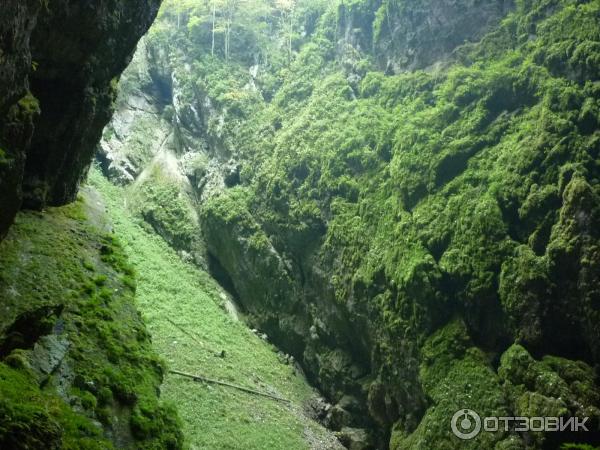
[
  {"xmin": 390, "ymin": 320, "xmax": 512, "ymax": 449},
  {"xmin": 499, "ymin": 344, "xmax": 600, "ymax": 448}
]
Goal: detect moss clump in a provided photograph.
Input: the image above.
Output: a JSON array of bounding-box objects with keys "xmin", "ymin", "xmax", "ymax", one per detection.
[
  {"xmin": 17, "ymin": 92, "xmax": 41, "ymax": 116},
  {"xmin": 390, "ymin": 320, "xmax": 511, "ymax": 450},
  {"xmin": 499, "ymin": 245, "xmax": 551, "ymax": 346},
  {"xmin": 499, "ymin": 344, "xmax": 600, "ymax": 447},
  {"xmin": 0, "ymin": 364, "xmax": 62, "ymax": 448},
  {"xmin": 130, "ymin": 399, "xmax": 182, "ymax": 450},
  {"xmin": 0, "ymin": 363, "xmax": 110, "ymax": 449},
  {"xmin": 500, "ymin": 345, "xmax": 600, "ymax": 412},
  {"xmin": 7, "ymin": 91, "xmax": 41, "ymax": 124}
]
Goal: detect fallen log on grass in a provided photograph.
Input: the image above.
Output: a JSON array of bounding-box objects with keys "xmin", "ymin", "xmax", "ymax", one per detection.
[
  {"xmin": 169, "ymin": 369, "xmax": 291, "ymax": 404},
  {"xmin": 166, "ymin": 317, "xmax": 225, "ymax": 358}
]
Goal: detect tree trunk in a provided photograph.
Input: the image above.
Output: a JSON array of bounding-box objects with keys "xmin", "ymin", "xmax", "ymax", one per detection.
[
  {"xmin": 211, "ymin": 1, "xmax": 216, "ymax": 56},
  {"xmin": 288, "ymin": 11, "xmax": 293, "ymax": 65}
]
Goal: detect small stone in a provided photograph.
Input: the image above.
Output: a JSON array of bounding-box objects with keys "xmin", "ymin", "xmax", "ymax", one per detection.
[{"xmin": 336, "ymin": 427, "xmax": 372, "ymax": 450}]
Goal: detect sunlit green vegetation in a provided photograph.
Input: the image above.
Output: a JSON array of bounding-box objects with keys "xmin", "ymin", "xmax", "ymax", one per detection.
[{"xmin": 89, "ymin": 168, "xmax": 338, "ymax": 449}]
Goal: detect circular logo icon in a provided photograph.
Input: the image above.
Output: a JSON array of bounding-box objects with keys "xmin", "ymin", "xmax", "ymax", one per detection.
[{"xmin": 451, "ymin": 409, "xmax": 482, "ymax": 440}]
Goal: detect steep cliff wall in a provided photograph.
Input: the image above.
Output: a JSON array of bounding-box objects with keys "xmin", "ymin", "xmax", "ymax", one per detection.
[
  {"xmin": 0, "ymin": 0, "xmax": 162, "ymax": 239},
  {"xmin": 372, "ymin": 0, "xmax": 515, "ymax": 72},
  {"xmin": 0, "ymin": 0, "xmax": 40, "ymax": 239}
]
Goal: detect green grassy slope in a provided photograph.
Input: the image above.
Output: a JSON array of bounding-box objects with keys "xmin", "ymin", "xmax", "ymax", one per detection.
[{"xmin": 88, "ymin": 167, "xmax": 341, "ymax": 450}]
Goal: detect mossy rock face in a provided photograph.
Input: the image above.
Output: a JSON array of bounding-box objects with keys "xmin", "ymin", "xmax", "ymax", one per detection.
[
  {"xmin": 0, "ymin": 3, "xmax": 41, "ymax": 240},
  {"xmin": 373, "ymin": 0, "xmax": 514, "ymax": 72},
  {"xmin": 0, "ymin": 0, "xmax": 161, "ymax": 239},
  {"xmin": 0, "ymin": 91, "xmax": 40, "ymax": 240},
  {"xmin": 0, "ymin": 193, "xmax": 183, "ymax": 449},
  {"xmin": 127, "ymin": 165, "xmax": 206, "ymax": 266},
  {"xmin": 499, "ymin": 344, "xmax": 600, "ymax": 448},
  {"xmin": 201, "ymin": 188, "xmax": 310, "ymax": 355},
  {"xmin": 0, "ymin": 364, "xmax": 63, "ymax": 449},
  {"xmin": 499, "ymin": 245, "xmax": 552, "ymax": 348},
  {"xmin": 192, "ymin": 0, "xmax": 600, "ymax": 446},
  {"xmin": 389, "ymin": 320, "xmax": 512, "ymax": 450},
  {"xmin": 544, "ymin": 174, "xmax": 600, "ymax": 361}
]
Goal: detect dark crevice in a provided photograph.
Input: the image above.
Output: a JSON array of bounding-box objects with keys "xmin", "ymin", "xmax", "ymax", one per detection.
[
  {"xmin": 206, "ymin": 252, "xmax": 244, "ymax": 312},
  {"xmin": 0, "ymin": 304, "xmax": 63, "ymax": 358}
]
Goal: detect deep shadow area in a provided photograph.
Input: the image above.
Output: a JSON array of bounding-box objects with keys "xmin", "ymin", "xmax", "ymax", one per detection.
[{"xmin": 207, "ymin": 251, "xmax": 244, "ymax": 311}]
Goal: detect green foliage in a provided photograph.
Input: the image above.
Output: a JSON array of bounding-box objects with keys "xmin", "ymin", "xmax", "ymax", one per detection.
[
  {"xmin": 191, "ymin": 56, "xmax": 264, "ymax": 119},
  {"xmin": 0, "ymin": 195, "xmax": 183, "ymax": 449},
  {"xmin": 131, "ymin": 171, "xmax": 198, "ymax": 252},
  {"xmin": 89, "ymin": 168, "xmax": 339, "ymax": 450},
  {"xmin": 154, "ymin": 0, "xmax": 295, "ymax": 65}
]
